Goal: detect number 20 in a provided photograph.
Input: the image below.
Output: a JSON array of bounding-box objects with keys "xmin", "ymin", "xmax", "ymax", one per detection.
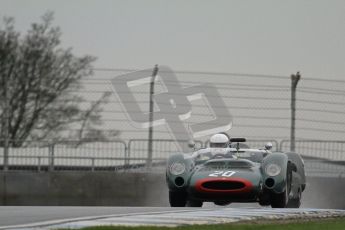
[{"xmin": 209, "ymin": 171, "xmax": 236, "ymax": 177}]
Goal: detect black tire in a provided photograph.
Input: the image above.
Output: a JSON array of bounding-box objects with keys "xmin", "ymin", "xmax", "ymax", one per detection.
[
  {"xmin": 259, "ymin": 192, "xmax": 271, "ymax": 206},
  {"xmin": 214, "ymin": 201, "xmax": 231, "ymax": 206},
  {"xmin": 271, "ymin": 189, "xmax": 288, "ymax": 208},
  {"xmin": 187, "ymin": 199, "xmax": 203, "ymax": 207},
  {"xmin": 169, "ymin": 190, "xmax": 187, "ymax": 207},
  {"xmin": 271, "ymin": 163, "xmax": 292, "ymax": 208},
  {"xmin": 259, "ymin": 200, "xmax": 271, "ymax": 206},
  {"xmin": 259, "ymin": 194, "xmax": 271, "ymax": 206}
]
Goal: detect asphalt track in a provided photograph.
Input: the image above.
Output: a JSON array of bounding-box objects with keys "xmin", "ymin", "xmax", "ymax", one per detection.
[
  {"xmin": 0, "ymin": 207, "xmax": 185, "ymax": 227},
  {"xmin": 1, "ymin": 206, "xmax": 345, "ymax": 230}
]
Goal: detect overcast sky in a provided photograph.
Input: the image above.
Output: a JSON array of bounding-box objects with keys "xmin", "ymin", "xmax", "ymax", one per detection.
[{"xmin": 1, "ymin": 0, "xmax": 345, "ymax": 80}]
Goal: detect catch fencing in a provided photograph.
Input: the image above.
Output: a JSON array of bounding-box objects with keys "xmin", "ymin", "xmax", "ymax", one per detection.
[
  {"xmin": 0, "ymin": 139, "xmax": 344, "ymax": 176},
  {"xmin": 280, "ymin": 140, "xmax": 345, "ymax": 161},
  {"xmin": 280, "ymin": 140, "xmax": 345, "ymax": 177},
  {"xmin": 128, "ymin": 139, "xmax": 203, "ymax": 166},
  {"xmin": 0, "ymin": 140, "xmax": 127, "ymax": 171}
]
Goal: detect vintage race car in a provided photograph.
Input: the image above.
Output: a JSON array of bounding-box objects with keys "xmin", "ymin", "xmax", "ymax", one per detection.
[{"xmin": 166, "ymin": 138, "xmax": 306, "ymax": 208}]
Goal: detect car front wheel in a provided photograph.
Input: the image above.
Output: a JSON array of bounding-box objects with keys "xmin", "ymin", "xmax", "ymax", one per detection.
[
  {"xmin": 187, "ymin": 199, "xmax": 203, "ymax": 207},
  {"xmin": 271, "ymin": 164, "xmax": 292, "ymax": 208},
  {"xmin": 169, "ymin": 190, "xmax": 187, "ymax": 207}
]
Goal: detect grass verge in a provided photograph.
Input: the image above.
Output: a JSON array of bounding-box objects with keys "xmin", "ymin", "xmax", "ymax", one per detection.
[{"xmin": 60, "ymin": 217, "xmax": 345, "ymax": 230}]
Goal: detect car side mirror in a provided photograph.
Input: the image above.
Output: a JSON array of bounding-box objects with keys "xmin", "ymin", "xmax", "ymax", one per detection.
[{"xmin": 265, "ymin": 142, "xmax": 273, "ymax": 150}]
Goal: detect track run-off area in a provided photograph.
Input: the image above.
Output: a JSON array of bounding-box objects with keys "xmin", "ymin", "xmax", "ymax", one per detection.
[{"xmin": 0, "ymin": 207, "xmax": 344, "ymax": 229}]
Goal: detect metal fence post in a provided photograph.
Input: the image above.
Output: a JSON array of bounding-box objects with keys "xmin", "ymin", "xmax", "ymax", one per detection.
[
  {"xmin": 290, "ymin": 72, "xmax": 301, "ymax": 152},
  {"xmin": 2, "ymin": 77, "xmax": 10, "ymax": 171},
  {"xmin": 124, "ymin": 143, "xmax": 129, "ymax": 168},
  {"xmin": 147, "ymin": 65, "xmax": 159, "ymax": 169},
  {"xmin": 38, "ymin": 157, "xmax": 41, "ymax": 172},
  {"xmin": 91, "ymin": 158, "xmax": 95, "ymax": 171},
  {"xmin": 48, "ymin": 143, "xmax": 55, "ymax": 172}
]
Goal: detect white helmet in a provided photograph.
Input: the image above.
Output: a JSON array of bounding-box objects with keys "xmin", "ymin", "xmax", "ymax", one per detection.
[{"xmin": 210, "ymin": 133, "xmax": 229, "ymax": 148}]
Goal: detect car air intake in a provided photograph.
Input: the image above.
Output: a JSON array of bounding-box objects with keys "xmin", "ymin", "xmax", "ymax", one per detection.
[
  {"xmin": 204, "ymin": 160, "xmax": 253, "ymax": 169},
  {"xmin": 227, "ymin": 161, "xmax": 253, "ymax": 168},
  {"xmin": 202, "ymin": 181, "xmax": 245, "ymax": 190}
]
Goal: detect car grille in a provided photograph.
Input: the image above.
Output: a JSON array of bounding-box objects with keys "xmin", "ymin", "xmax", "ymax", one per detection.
[{"xmin": 202, "ymin": 181, "xmax": 245, "ymax": 190}]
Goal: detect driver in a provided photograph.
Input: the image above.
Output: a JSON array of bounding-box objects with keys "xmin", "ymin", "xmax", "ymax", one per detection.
[
  {"xmin": 209, "ymin": 133, "xmax": 230, "ymax": 148},
  {"xmin": 194, "ymin": 133, "xmax": 231, "ymax": 160}
]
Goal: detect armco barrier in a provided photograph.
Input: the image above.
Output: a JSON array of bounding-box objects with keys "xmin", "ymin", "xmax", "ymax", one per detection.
[
  {"xmin": 0, "ymin": 172, "xmax": 168, "ymax": 206},
  {"xmin": 0, "ymin": 171, "xmax": 344, "ymax": 209}
]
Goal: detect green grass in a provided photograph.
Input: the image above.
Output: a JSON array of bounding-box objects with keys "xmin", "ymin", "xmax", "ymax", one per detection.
[{"xmin": 62, "ymin": 218, "xmax": 345, "ymax": 230}]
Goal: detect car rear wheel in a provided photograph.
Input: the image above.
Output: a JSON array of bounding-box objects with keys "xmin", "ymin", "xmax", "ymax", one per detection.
[
  {"xmin": 169, "ymin": 190, "xmax": 187, "ymax": 207},
  {"xmin": 287, "ymin": 186, "xmax": 302, "ymax": 208},
  {"xmin": 271, "ymin": 163, "xmax": 292, "ymax": 208}
]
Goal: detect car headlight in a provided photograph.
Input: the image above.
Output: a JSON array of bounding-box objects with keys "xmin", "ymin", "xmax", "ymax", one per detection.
[
  {"xmin": 169, "ymin": 162, "xmax": 186, "ymax": 175},
  {"xmin": 265, "ymin": 164, "xmax": 281, "ymax": 177}
]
